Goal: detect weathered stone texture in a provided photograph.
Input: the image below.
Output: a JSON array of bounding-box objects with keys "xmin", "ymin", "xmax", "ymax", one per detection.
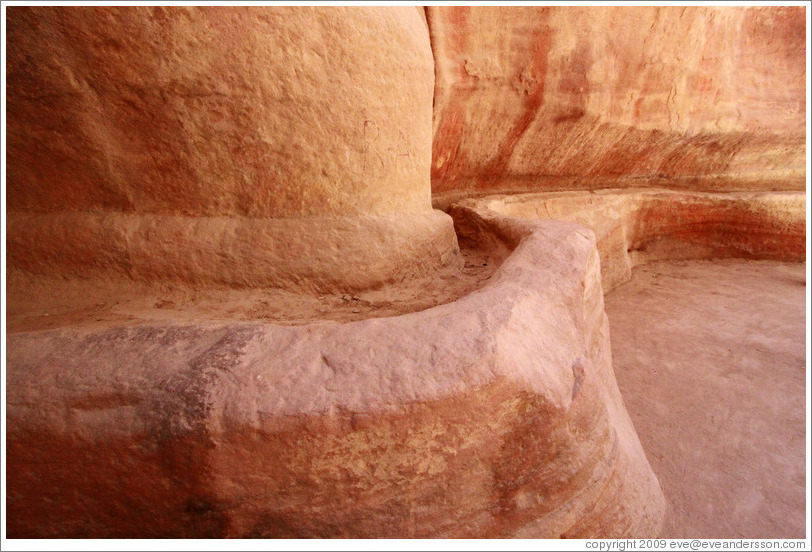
[
  {"xmin": 7, "ymin": 6, "xmax": 434, "ymax": 217},
  {"xmin": 7, "ymin": 212, "xmax": 665, "ymax": 538},
  {"xmin": 467, "ymin": 190, "xmax": 806, "ymax": 290},
  {"xmin": 429, "ymin": 6, "xmax": 806, "ymax": 196},
  {"xmin": 6, "ymin": 6, "xmax": 460, "ymax": 292},
  {"xmin": 4, "ymin": 5, "xmax": 805, "ymax": 540}
]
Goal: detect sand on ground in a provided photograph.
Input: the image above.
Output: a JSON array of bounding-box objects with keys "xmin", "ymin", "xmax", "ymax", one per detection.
[{"xmin": 605, "ymin": 259, "xmax": 807, "ymax": 539}]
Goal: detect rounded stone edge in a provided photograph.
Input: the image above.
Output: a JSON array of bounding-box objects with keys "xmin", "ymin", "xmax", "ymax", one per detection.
[
  {"xmin": 6, "ymin": 205, "xmax": 665, "ymax": 538},
  {"xmin": 464, "ymin": 189, "xmax": 806, "ymax": 291},
  {"xmin": 6, "ymin": 209, "xmax": 462, "ymax": 294}
]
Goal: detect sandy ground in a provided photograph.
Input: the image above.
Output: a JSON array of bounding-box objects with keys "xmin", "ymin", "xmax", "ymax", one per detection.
[{"xmin": 605, "ymin": 259, "xmax": 807, "ymax": 539}]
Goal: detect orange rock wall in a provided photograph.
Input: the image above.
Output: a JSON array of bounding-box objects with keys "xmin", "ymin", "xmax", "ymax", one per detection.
[
  {"xmin": 428, "ymin": 6, "xmax": 806, "ymax": 197},
  {"xmin": 474, "ymin": 190, "xmax": 805, "ymax": 291},
  {"xmin": 6, "ymin": 7, "xmax": 462, "ymax": 293},
  {"xmin": 7, "ymin": 6, "xmax": 434, "ymax": 217}
]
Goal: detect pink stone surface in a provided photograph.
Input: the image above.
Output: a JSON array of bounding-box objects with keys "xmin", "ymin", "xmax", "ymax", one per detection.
[{"xmin": 6, "ymin": 211, "xmax": 666, "ymax": 537}]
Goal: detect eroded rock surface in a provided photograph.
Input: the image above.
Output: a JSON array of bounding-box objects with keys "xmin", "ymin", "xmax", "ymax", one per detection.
[
  {"xmin": 429, "ymin": 6, "xmax": 806, "ymax": 197},
  {"xmin": 6, "ymin": 6, "xmax": 460, "ymax": 292},
  {"xmin": 6, "ymin": 210, "xmax": 665, "ymax": 538},
  {"xmin": 5, "ymin": 5, "xmax": 804, "ymax": 541},
  {"xmin": 456, "ymin": 190, "xmax": 805, "ymax": 291}
]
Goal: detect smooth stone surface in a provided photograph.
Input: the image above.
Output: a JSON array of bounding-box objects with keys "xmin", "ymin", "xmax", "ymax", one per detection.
[
  {"xmin": 6, "ymin": 208, "xmax": 665, "ymax": 538},
  {"xmin": 606, "ymin": 260, "xmax": 806, "ymax": 538},
  {"xmin": 451, "ymin": 189, "xmax": 805, "ymax": 291},
  {"xmin": 7, "ymin": 210, "xmax": 461, "ymax": 293}
]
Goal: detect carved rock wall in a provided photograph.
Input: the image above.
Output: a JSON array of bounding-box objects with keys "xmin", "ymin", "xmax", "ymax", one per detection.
[
  {"xmin": 428, "ymin": 6, "xmax": 806, "ymax": 198},
  {"xmin": 6, "ymin": 6, "xmax": 460, "ymax": 292},
  {"xmin": 6, "ymin": 209, "xmax": 665, "ymax": 538},
  {"xmin": 4, "ymin": 5, "xmax": 805, "ymax": 540},
  {"xmin": 472, "ymin": 190, "xmax": 806, "ymax": 291}
]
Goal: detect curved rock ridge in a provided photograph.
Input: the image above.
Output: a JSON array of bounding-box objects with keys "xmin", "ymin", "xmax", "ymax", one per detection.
[
  {"xmin": 6, "ymin": 4, "xmax": 802, "ymax": 541},
  {"xmin": 6, "ymin": 207, "xmax": 665, "ymax": 538},
  {"xmin": 428, "ymin": 6, "xmax": 806, "ymax": 195},
  {"xmin": 6, "ymin": 6, "xmax": 460, "ymax": 293},
  {"xmin": 454, "ymin": 189, "xmax": 805, "ymax": 291},
  {"xmin": 7, "ymin": 210, "xmax": 460, "ymax": 294}
]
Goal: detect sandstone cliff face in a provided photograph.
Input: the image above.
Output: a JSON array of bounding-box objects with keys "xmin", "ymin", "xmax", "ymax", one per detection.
[
  {"xmin": 6, "ymin": 6, "xmax": 460, "ymax": 292},
  {"xmin": 429, "ymin": 6, "xmax": 806, "ymax": 197},
  {"xmin": 4, "ymin": 5, "xmax": 805, "ymax": 540}
]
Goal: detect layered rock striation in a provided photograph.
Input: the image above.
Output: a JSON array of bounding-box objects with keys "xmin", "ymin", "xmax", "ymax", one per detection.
[
  {"xmin": 4, "ymin": 5, "xmax": 805, "ymax": 540},
  {"xmin": 458, "ymin": 189, "xmax": 806, "ymax": 291},
  {"xmin": 429, "ymin": 6, "xmax": 806, "ymax": 198}
]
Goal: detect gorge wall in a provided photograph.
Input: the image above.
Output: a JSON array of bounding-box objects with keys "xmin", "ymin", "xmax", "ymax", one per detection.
[
  {"xmin": 428, "ymin": 6, "xmax": 806, "ymax": 202},
  {"xmin": 4, "ymin": 5, "xmax": 806, "ymax": 540}
]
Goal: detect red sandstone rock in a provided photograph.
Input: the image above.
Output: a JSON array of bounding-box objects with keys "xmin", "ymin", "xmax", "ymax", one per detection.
[
  {"xmin": 6, "ymin": 210, "xmax": 459, "ymax": 292},
  {"xmin": 6, "ymin": 209, "xmax": 665, "ymax": 538},
  {"xmin": 465, "ymin": 190, "xmax": 806, "ymax": 290},
  {"xmin": 428, "ymin": 6, "xmax": 806, "ymax": 196},
  {"xmin": 7, "ymin": 6, "xmax": 435, "ymax": 217},
  {"xmin": 6, "ymin": 6, "xmax": 459, "ymax": 292},
  {"xmin": 5, "ymin": 5, "xmax": 805, "ymax": 541}
]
